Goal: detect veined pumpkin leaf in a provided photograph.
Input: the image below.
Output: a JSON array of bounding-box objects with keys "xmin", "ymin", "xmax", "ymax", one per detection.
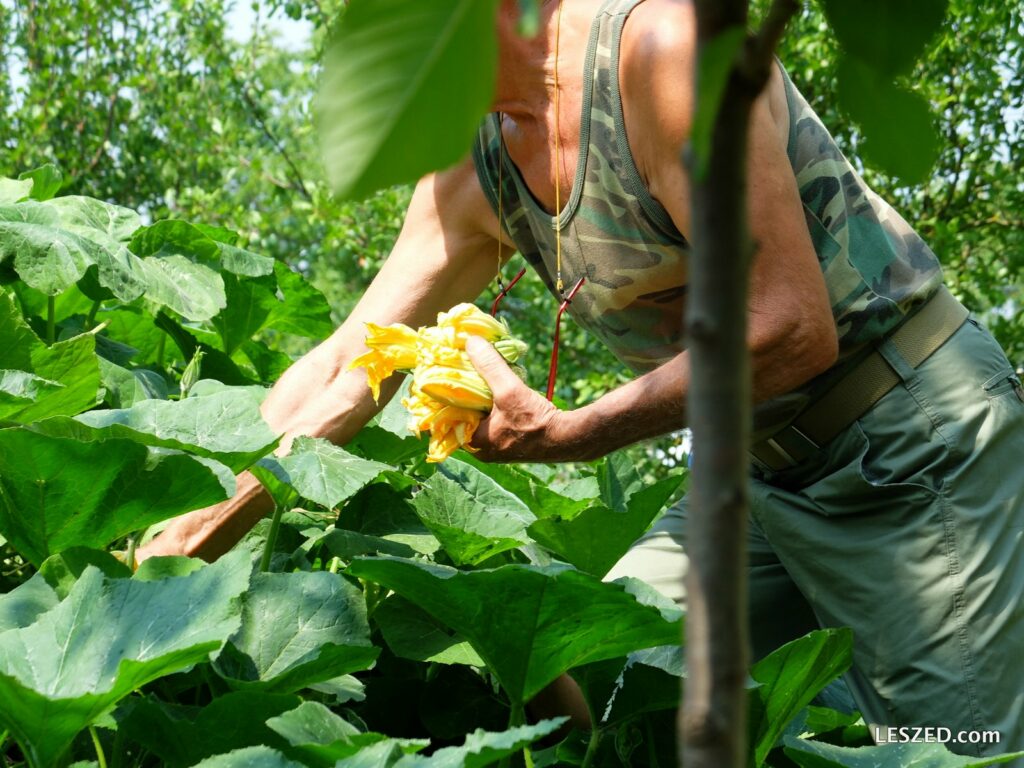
[
  {"xmin": 0, "ymin": 551, "xmax": 251, "ymax": 768},
  {"xmin": 410, "ymin": 459, "xmax": 535, "ymax": 566},
  {"xmin": 33, "ymin": 385, "xmax": 279, "ymax": 472},
  {"xmin": 0, "ymin": 428, "xmax": 234, "ymax": 566},
  {"xmin": 273, "ymin": 436, "xmax": 390, "ymax": 510},
  {"xmin": 375, "ymin": 596, "xmax": 485, "ymax": 667},
  {"xmin": 264, "ymin": 261, "xmax": 333, "ymax": 339},
  {"xmin": 570, "ymin": 645, "xmax": 683, "ymax": 730},
  {"xmin": 18, "ymin": 164, "xmax": 62, "ymax": 201},
  {"xmin": 139, "ymin": 254, "xmax": 227, "ymax": 321},
  {"xmin": 528, "ymin": 474, "xmax": 684, "ymax": 577},
  {"xmin": 0, "ymin": 201, "xmax": 105, "ymax": 295},
  {"xmin": 0, "ymin": 176, "xmax": 33, "ymax": 205},
  {"xmin": 115, "ymin": 692, "xmax": 301, "ymax": 768},
  {"xmin": 214, "ymin": 571, "xmax": 379, "ymax": 693},
  {"xmin": 188, "ymin": 746, "xmax": 307, "ymax": 768},
  {"xmin": 783, "ymin": 738, "xmax": 1024, "ymax": 768},
  {"xmin": 319, "ymin": 0, "xmax": 499, "ymax": 200},
  {"xmin": 348, "ymin": 557, "xmax": 682, "ymax": 705},
  {"xmin": 0, "ymin": 573, "xmax": 58, "ymax": 633}
]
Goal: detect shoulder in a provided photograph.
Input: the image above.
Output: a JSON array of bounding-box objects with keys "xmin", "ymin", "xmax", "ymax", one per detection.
[{"xmin": 619, "ymin": 0, "xmax": 696, "ymax": 151}]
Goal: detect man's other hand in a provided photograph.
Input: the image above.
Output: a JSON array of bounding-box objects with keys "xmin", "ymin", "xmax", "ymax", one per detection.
[{"xmin": 465, "ymin": 336, "xmax": 577, "ymax": 462}]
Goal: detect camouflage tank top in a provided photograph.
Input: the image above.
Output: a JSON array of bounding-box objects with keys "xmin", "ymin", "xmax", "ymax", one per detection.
[{"xmin": 471, "ymin": 0, "xmax": 943, "ymax": 436}]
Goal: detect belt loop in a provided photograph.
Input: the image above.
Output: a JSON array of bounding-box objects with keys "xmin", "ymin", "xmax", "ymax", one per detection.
[{"xmin": 876, "ymin": 336, "xmax": 918, "ymax": 385}]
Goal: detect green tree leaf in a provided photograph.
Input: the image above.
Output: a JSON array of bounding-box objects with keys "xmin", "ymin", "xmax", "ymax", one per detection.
[
  {"xmin": 820, "ymin": 0, "xmax": 948, "ymax": 77},
  {"xmin": 0, "ymin": 429, "xmax": 234, "ymax": 566},
  {"xmin": 375, "ymin": 596, "xmax": 485, "ymax": 667},
  {"xmin": 214, "ymin": 571, "xmax": 379, "ymax": 693},
  {"xmin": 0, "ymin": 551, "xmax": 251, "ymax": 768},
  {"xmin": 347, "ymin": 557, "xmax": 682, "ymax": 705},
  {"xmin": 410, "ymin": 459, "xmax": 535, "ymax": 566},
  {"xmin": 836, "ymin": 57, "xmax": 939, "ymax": 184},
  {"xmin": 319, "ymin": 0, "xmax": 499, "ymax": 200}
]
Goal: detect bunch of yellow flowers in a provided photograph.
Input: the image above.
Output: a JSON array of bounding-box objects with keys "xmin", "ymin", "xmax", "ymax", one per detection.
[{"xmin": 349, "ymin": 303, "xmax": 527, "ymax": 462}]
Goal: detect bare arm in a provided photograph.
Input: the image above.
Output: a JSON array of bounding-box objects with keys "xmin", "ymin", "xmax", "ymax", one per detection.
[
  {"xmin": 139, "ymin": 158, "xmax": 505, "ymax": 561},
  {"xmin": 468, "ymin": 2, "xmax": 837, "ymax": 462}
]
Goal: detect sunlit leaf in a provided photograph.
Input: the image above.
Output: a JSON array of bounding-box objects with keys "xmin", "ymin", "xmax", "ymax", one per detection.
[
  {"xmin": 0, "ymin": 552, "xmax": 251, "ymax": 767},
  {"xmin": 320, "ymin": 0, "xmax": 499, "ymax": 200}
]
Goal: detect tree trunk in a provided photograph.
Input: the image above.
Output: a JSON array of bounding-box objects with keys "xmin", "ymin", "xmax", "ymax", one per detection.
[{"xmin": 680, "ymin": 2, "xmax": 799, "ymax": 766}]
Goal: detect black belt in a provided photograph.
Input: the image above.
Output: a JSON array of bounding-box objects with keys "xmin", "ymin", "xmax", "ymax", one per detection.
[{"xmin": 750, "ymin": 286, "xmax": 969, "ymax": 472}]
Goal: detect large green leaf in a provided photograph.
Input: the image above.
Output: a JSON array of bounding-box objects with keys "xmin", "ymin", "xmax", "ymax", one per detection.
[
  {"xmin": 268, "ymin": 701, "xmax": 563, "ymax": 768},
  {"xmin": 129, "ymin": 220, "xmax": 221, "ymax": 263},
  {"xmin": 0, "ymin": 290, "xmax": 105, "ymax": 426},
  {"xmin": 0, "ymin": 552, "xmax": 251, "ymax": 768},
  {"xmin": 784, "ymin": 738, "xmax": 1024, "ymax": 768},
  {"xmin": 45, "ymin": 195, "xmax": 142, "ymax": 243},
  {"xmin": 212, "ymin": 273, "xmax": 277, "ymax": 355},
  {"xmin": 0, "ymin": 573, "xmax": 58, "ymax": 632},
  {"xmin": 457, "ymin": 456, "xmax": 592, "ymax": 520},
  {"xmin": 0, "ymin": 176, "xmax": 33, "ymax": 204},
  {"xmin": 214, "ymin": 571, "xmax": 379, "ymax": 693},
  {"xmin": 140, "ymin": 254, "xmax": 227, "ymax": 321},
  {"xmin": 375, "ymin": 595, "xmax": 485, "ymax": 666},
  {"xmin": 0, "ymin": 202, "xmax": 106, "ymax": 295},
  {"xmin": 272, "ymin": 436, "xmax": 391, "ymax": 509},
  {"xmin": 347, "ymin": 557, "xmax": 682, "ymax": 704},
  {"xmin": 189, "ymin": 747, "xmax": 307, "ymax": 768},
  {"xmin": 34, "ymin": 385, "xmax": 279, "ymax": 472},
  {"xmin": 820, "ymin": 0, "xmax": 948, "ymax": 77},
  {"xmin": 115, "ymin": 692, "xmax": 301, "ymax": 768},
  {"xmin": 410, "ymin": 459, "xmax": 535, "ymax": 566},
  {"xmin": 319, "ymin": 0, "xmax": 499, "ymax": 200},
  {"xmin": 528, "ymin": 474, "xmax": 684, "ymax": 576},
  {"xmin": 0, "ymin": 428, "xmax": 234, "ymax": 566},
  {"xmin": 570, "ymin": 645, "xmax": 683, "ymax": 730},
  {"xmin": 748, "ymin": 629, "xmax": 854, "ymax": 767},
  {"xmin": 267, "ymin": 701, "xmax": 426, "ymax": 767},
  {"xmin": 337, "ymin": 483, "xmax": 441, "ymax": 556},
  {"xmin": 836, "ymin": 57, "xmax": 939, "ymax": 184},
  {"xmin": 264, "ymin": 261, "xmax": 333, "ymax": 339}
]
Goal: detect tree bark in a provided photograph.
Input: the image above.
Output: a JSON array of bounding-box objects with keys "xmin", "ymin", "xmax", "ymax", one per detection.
[{"xmin": 680, "ymin": 1, "xmax": 799, "ymax": 766}]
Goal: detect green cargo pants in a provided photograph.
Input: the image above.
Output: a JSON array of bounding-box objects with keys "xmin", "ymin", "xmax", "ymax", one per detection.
[{"xmin": 607, "ymin": 316, "xmax": 1024, "ymax": 760}]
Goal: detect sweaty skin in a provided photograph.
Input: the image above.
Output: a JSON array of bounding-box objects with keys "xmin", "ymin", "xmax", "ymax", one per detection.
[{"xmin": 138, "ymin": 0, "xmax": 836, "ymax": 562}]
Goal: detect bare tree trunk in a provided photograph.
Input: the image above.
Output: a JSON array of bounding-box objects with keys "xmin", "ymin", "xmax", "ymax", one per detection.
[{"xmin": 680, "ymin": 1, "xmax": 799, "ymax": 766}]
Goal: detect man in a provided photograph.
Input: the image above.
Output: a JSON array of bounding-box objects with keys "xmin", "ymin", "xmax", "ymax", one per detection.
[{"xmin": 140, "ymin": 0, "xmax": 1024, "ymax": 756}]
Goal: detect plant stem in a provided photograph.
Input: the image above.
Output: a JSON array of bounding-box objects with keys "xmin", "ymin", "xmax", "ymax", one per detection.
[
  {"xmin": 259, "ymin": 504, "xmax": 284, "ymax": 572},
  {"xmin": 89, "ymin": 726, "xmax": 108, "ymax": 768},
  {"xmin": 87, "ymin": 298, "xmax": 102, "ymax": 328},
  {"xmin": 328, "ymin": 556, "xmax": 341, "ymax": 574},
  {"xmin": 46, "ymin": 295, "xmax": 56, "ymax": 344},
  {"xmin": 156, "ymin": 332, "xmax": 166, "ymax": 369},
  {"xmin": 581, "ymin": 727, "xmax": 603, "ymax": 768},
  {"xmin": 125, "ymin": 536, "xmax": 138, "ymax": 572}
]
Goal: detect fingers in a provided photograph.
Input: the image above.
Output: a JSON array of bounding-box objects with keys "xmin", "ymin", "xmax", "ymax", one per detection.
[{"xmin": 465, "ymin": 336, "xmax": 521, "ymax": 398}]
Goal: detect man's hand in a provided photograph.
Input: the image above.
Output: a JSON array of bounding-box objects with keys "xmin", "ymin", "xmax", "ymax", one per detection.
[{"xmin": 465, "ymin": 336, "xmax": 577, "ymax": 462}]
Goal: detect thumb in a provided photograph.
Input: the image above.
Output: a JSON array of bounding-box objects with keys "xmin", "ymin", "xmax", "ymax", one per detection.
[{"xmin": 465, "ymin": 336, "xmax": 520, "ymax": 398}]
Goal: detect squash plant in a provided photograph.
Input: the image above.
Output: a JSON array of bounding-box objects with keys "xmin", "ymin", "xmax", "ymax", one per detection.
[{"xmin": 1, "ymin": 171, "xmax": 1019, "ymax": 768}]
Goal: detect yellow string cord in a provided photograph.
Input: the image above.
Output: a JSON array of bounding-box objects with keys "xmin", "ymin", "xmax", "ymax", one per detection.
[
  {"xmin": 553, "ymin": 0, "xmax": 565, "ymax": 296},
  {"xmin": 497, "ymin": 112, "xmax": 504, "ymax": 282}
]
